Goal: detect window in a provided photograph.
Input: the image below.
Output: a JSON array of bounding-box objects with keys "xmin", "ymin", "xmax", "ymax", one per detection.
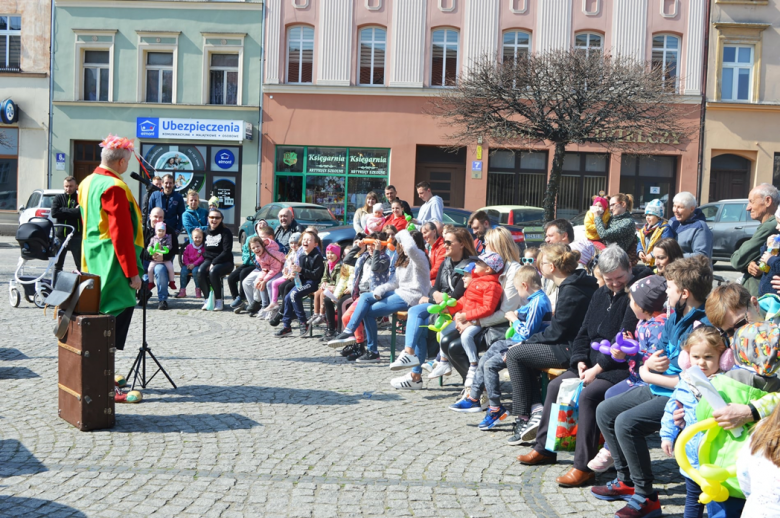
[
  {"xmin": 84, "ymin": 50, "xmax": 110, "ymax": 102},
  {"xmin": 0, "ymin": 127, "xmax": 18, "ymax": 210},
  {"xmin": 145, "ymin": 52, "xmax": 173, "ymax": 103},
  {"xmin": 287, "ymin": 26, "xmax": 314, "ymax": 84},
  {"xmin": 720, "ymin": 203, "xmax": 747, "ymax": 222},
  {"xmin": 574, "ymin": 32, "xmax": 602, "ymax": 57},
  {"xmin": 652, "ymin": 34, "xmax": 679, "ymax": 92},
  {"xmin": 358, "ymin": 27, "xmax": 386, "ymax": 86},
  {"xmin": 487, "ymin": 150, "xmax": 548, "ymax": 208},
  {"xmin": 0, "ymin": 15, "xmax": 21, "ymax": 70},
  {"xmin": 431, "ymin": 29, "xmax": 459, "ymax": 87},
  {"xmin": 209, "ymin": 53, "xmax": 238, "ymax": 105},
  {"xmin": 502, "ymin": 30, "xmax": 531, "ymax": 63},
  {"xmin": 700, "ymin": 205, "xmax": 719, "ymax": 222},
  {"xmin": 721, "ymin": 45, "xmax": 753, "ymax": 101}
]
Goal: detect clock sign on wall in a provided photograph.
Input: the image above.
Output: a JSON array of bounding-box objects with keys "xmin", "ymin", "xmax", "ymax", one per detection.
[{"xmin": 0, "ymin": 99, "xmax": 18, "ymax": 124}]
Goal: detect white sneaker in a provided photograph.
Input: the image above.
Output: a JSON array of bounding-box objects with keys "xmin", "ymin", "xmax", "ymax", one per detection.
[
  {"xmin": 421, "ymin": 360, "xmax": 436, "ymax": 373},
  {"xmin": 427, "ymin": 361, "xmax": 452, "ymax": 379},
  {"xmin": 214, "ymin": 300, "xmax": 224, "ymax": 311},
  {"xmin": 389, "ymin": 352, "xmax": 420, "ymax": 371},
  {"xmin": 257, "ymin": 309, "xmax": 269, "ymax": 320},
  {"xmin": 201, "ymin": 301, "xmax": 209, "ymax": 311},
  {"xmin": 479, "ymin": 392, "xmax": 489, "ymax": 411},
  {"xmin": 308, "ymin": 314, "xmax": 322, "ymax": 326},
  {"xmin": 464, "ymin": 366, "xmax": 477, "ymax": 388},
  {"xmin": 390, "ymin": 373, "xmax": 423, "ymax": 390}
]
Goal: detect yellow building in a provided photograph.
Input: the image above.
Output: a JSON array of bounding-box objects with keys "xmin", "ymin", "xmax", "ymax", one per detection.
[{"xmin": 702, "ymin": 0, "xmax": 780, "ymax": 202}]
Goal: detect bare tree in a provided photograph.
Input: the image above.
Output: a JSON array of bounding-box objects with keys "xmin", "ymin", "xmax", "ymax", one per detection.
[{"xmin": 430, "ymin": 49, "xmax": 698, "ymax": 222}]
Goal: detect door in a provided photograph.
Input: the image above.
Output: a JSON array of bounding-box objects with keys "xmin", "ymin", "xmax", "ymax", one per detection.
[
  {"xmin": 414, "ymin": 163, "xmax": 465, "ymax": 208},
  {"xmin": 208, "ymin": 173, "xmax": 241, "ymax": 235},
  {"xmin": 72, "ymin": 141, "xmax": 102, "ymax": 184},
  {"xmin": 709, "ymin": 154, "xmax": 751, "ymax": 202}
]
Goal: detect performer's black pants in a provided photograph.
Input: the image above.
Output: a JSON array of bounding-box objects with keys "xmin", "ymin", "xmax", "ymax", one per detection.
[{"xmin": 115, "ymin": 307, "xmax": 134, "ymax": 351}]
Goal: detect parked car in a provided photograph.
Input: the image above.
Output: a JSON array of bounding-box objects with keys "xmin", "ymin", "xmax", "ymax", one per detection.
[
  {"xmin": 318, "ymin": 206, "xmax": 526, "ymax": 251},
  {"xmin": 18, "ymin": 189, "xmax": 63, "ymax": 225},
  {"xmin": 698, "ymin": 199, "xmax": 759, "ymax": 262},
  {"xmin": 523, "ymin": 209, "xmax": 646, "ymax": 247},
  {"xmin": 478, "ymin": 205, "xmax": 545, "ymax": 227},
  {"xmin": 238, "ymin": 202, "xmax": 340, "ymax": 245}
]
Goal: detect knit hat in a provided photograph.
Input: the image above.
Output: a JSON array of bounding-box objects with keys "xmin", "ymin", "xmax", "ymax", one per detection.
[
  {"xmin": 645, "ymin": 199, "xmax": 665, "ymax": 219},
  {"xmin": 731, "ymin": 322, "xmax": 780, "ymax": 377},
  {"xmin": 629, "ymin": 275, "xmax": 668, "ymax": 314},
  {"xmin": 208, "ymin": 196, "xmax": 219, "ymax": 208},
  {"xmin": 468, "ymin": 251, "xmax": 504, "ymax": 273},
  {"xmin": 593, "ymin": 196, "xmax": 609, "ymax": 211},
  {"xmin": 155, "ymin": 221, "xmax": 166, "ymax": 232},
  {"xmin": 290, "ymin": 232, "xmax": 302, "ymax": 245},
  {"xmin": 326, "ymin": 243, "xmax": 342, "ymax": 257},
  {"xmin": 373, "ymin": 203, "xmax": 384, "ymax": 214},
  {"xmin": 570, "ymin": 240, "xmax": 596, "ymax": 267}
]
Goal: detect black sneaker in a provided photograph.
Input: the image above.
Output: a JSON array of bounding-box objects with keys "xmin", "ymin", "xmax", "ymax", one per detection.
[
  {"xmin": 243, "ymin": 301, "xmax": 260, "ymax": 315},
  {"xmin": 269, "ymin": 311, "xmax": 283, "ymax": 327},
  {"xmin": 327, "ymin": 331, "xmax": 356, "ymax": 349},
  {"xmin": 356, "ymin": 350, "xmax": 380, "ymax": 363},
  {"xmin": 340, "ymin": 343, "xmax": 356, "ymax": 357},
  {"xmin": 521, "ymin": 409, "xmax": 544, "ymax": 442},
  {"xmin": 299, "ymin": 322, "xmax": 311, "ymax": 337},
  {"xmin": 275, "ymin": 327, "xmax": 292, "ymax": 337},
  {"xmin": 233, "ymin": 302, "xmax": 247, "ymax": 314},
  {"xmin": 507, "ymin": 418, "xmax": 527, "ymax": 446},
  {"xmin": 320, "ymin": 329, "xmax": 338, "ymax": 342},
  {"xmin": 347, "ymin": 343, "xmax": 366, "ymax": 362},
  {"xmin": 158, "ymin": 300, "xmax": 168, "ymax": 310}
]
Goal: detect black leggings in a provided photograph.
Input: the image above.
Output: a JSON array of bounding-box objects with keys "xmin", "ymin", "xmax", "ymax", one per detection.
[
  {"xmin": 228, "ymin": 264, "xmax": 255, "ymax": 299},
  {"xmin": 505, "ymin": 343, "xmax": 568, "ymax": 417},
  {"xmin": 198, "ymin": 260, "xmax": 234, "ymax": 299},
  {"xmin": 439, "ymin": 324, "xmax": 489, "ymax": 381}
]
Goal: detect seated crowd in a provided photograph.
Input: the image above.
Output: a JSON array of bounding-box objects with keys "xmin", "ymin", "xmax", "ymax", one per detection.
[{"xmin": 145, "ymin": 181, "xmax": 780, "ymax": 518}]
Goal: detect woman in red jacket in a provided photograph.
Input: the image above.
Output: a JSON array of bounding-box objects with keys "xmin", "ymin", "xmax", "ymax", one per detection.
[{"xmin": 383, "ymin": 200, "xmax": 408, "ymax": 232}]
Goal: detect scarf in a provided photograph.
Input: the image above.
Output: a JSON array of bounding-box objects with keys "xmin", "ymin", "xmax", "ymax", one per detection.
[{"xmin": 643, "ymin": 221, "xmax": 660, "ymax": 237}]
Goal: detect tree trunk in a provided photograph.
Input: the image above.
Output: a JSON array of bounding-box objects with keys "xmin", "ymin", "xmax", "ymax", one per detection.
[{"xmin": 542, "ymin": 142, "xmax": 567, "ymax": 223}]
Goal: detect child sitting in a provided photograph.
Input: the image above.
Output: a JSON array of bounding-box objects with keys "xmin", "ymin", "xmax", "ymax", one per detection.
[
  {"xmin": 637, "ymin": 199, "xmax": 673, "ymax": 267},
  {"xmin": 585, "ymin": 196, "xmax": 611, "ymax": 250},
  {"xmin": 659, "ymin": 326, "xmax": 735, "ymax": 518},
  {"xmin": 147, "ymin": 221, "xmax": 176, "ymax": 290},
  {"xmin": 177, "ymin": 227, "xmax": 205, "ymax": 298},
  {"xmin": 276, "ymin": 230, "xmax": 325, "ymax": 337},
  {"xmin": 265, "ymin": 233, "xmax": 300, "ymax": 320},
  {"xmin": 240, "ymin": 231, "xmax": 285, "ymax": 316},
  {"xmin": 310, "ymin": 244, "xmax": 342, "ymax": 328},
  {"xmin": 320, "ymin": 245, "xmax": 354, "ymax": 341},
  {"xmin": 758, "ymin": 206, "xmax": 780, "ymax": 296},
  {"xmin": 449, "ymin": 266, "xmax": 552, "ymax": 431},
  {"xmin": 588, "ymin": 275, "xmax": 669, "ymax": 472},
  {"xmin": 364, "ymin": 203, "xmax": 386, "ymax": 234},
  {"xmin": 428, "ymin": 251, "xmax": 504, "ymax": 386},
  {"xmin": 383, "ymin": 200, "xmax": 408, "ymax": 232}
]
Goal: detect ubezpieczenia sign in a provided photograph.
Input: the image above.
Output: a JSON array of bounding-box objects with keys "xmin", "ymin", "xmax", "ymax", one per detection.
[{"xmin": 137, "ymin": 117, "xmax": 244, "ymax": 142}]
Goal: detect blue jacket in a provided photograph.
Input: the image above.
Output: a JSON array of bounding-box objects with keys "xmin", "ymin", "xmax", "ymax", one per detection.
[
  {"xmin": 660, "ymin": 373, "xmax": 706, "ymax": 476},
  {"xmin": 668, "ymin": 208, "xmax": 713, "ymax": 258},
  {"xmin": 510, "ymin": 289, "xmax": 552, "ymax": 343},
  {"xmin": 182, "ymin": 207, "xmax": 208, "ymax": 242},
  {"xmin": 148, "ymin": 190, "xmax": 186, "ymax": 233},
  {"xmin": 647, "ymin": 305, "xmax": 710, "ymax": 397},
  {"xmin": 758, "ymin": 243, "xmax": 780, "ymax": 296}
]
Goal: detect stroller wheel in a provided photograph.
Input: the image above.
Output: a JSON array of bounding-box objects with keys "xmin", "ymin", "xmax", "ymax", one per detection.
[
  {"xmin": 9, "ymin": 288, "xmax": 20, "ymax": 307},
  {"xmin": 34, "ymin": 286, "xmax": 51, "ymax": 309}
]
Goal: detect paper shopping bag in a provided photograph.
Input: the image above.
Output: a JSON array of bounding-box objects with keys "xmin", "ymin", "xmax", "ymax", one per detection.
[{"xmin": 544, "ymin": 380, "xmax": 584, "ymax": 453}]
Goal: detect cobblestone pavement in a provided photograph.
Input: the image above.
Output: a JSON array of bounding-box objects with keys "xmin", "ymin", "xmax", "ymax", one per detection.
[{"xmin": 0, "ymin": 237, "xmax": 697, "ymax": 518}]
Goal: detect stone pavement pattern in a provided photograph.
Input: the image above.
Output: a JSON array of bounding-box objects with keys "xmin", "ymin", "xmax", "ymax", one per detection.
[{"xmin": 0, "ymin": 237, "xmax": 708, "ymax": 517}]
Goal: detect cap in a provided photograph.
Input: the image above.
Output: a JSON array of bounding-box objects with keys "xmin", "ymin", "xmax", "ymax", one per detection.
[
  {"xmin": 570, "ymin": 240, "xmax": 596, "ymax": 267},
  {"xmin": 155, "ymin": 221, "xmax": 166, "ymax": 231},
  {"xmin": 468, "ymin": 251, "xmax": 504, "ymax": 273},
  {"xmin": 290, "ymin": 232, "xmax": 302, "ymax": 244},
  {"xmin": 629, "ymin": 275, "xmax": 667, "ymax": 313},
  {"xmin": 645, "ymin": 199, "xmax": 665, "ymax": 219},
  {"xmin": 461, "ymin": 262, "xmax": 476, "ymax": 274},
  {"xmin": 373, "ymin": 203, "xmax": 384, "ymax": 213},
  {"xmin": 732, "ymin": 322, "xmax": 780, "ymax": 377}
]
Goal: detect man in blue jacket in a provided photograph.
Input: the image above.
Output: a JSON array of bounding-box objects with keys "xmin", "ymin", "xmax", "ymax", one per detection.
[
  {"xmin": 147, "ymin": 174, "xmax": 185, "ymax": 234},
  {"xmin": 668, "ymin": 191, "xmax": 713, "ymax": 258}
]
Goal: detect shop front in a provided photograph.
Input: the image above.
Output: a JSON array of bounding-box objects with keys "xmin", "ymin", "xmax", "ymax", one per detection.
[{"xmin": 273, "ymin": 145, "xmax": 389, "ymax": 223}]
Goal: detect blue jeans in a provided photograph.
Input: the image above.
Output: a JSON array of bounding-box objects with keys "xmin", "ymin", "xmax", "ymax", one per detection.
[
  {"xmin": 281, "ymin": 279, "xmax": 318, "ymax": 327},
  {"xmin": 154, "ymin": 263, "xmax": 170, "ymax": 301},
  {"xmin": 180, "ymin": 265, "xmax": 200, "ymax": 290},
  {"xmin": 404, "ymin": 303, "xmax": 433, "ymax": 374},
  {"xmin": 347, "ymin": 292, "xmax": 409, "ymax": 353},
  {"xmin": 460, "ymin": 324, "xmax": 483, "ymax": 364},
  {"xmin": 469, "ymin": 340, "xmax": 508, "ymax": 407},
  {"xmin": 706, "ymin": 498, "xmax": 745, "ymax": 518},
  {"xmin": 684, "ymin": 477, "xmax": 704, "ymax": 518}
]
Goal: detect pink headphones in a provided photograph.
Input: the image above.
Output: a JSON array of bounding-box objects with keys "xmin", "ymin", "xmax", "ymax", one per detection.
[{"xmin": 678, "ymin": 348, "xmax": 735, "ymax": 372}]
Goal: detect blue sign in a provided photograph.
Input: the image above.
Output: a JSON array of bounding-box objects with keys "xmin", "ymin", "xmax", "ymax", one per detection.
[
  {"xmin": 471, "ymin": 161, "xmax": 483, "ymax": 171},
  {"xmin": 136, "ymin": 117, "xmax": 244, "ymax": 141},
  {"xmin": 137, "ymin": 118, "xmax": 159, "ymax": 139},
  {"xmin": 56, "ymin": 153, "xmax": 66, "ymax": 163},
  {"xmin": 214, "ymin": 149, "xmax": 235, "ymax": 169}
]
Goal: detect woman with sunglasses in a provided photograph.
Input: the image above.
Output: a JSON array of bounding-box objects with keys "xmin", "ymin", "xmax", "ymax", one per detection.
[
  {"xmin": 388, "ymin": 226, "xmax": 476, "ymax": 385},
  {"xmin": 198, "ymin": 209, "xmax": 234, "ymax": 311}
]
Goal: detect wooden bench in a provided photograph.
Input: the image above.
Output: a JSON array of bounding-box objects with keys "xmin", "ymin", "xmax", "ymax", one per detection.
[
  {"xmin": 541, "ymin": 367, "xmax": 568, "ymax": 401},
  {"xmin": 390, "ymin": 311, "xmax": 443, "ymax": 387}
]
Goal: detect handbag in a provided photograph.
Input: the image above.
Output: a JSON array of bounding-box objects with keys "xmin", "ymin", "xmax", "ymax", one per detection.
[
  {"xmin": 45, "ymin": 272, "xmax": 102, "ymax": 339},
  {"xmin": 544, "ymin": 378, "xmax": 584, "ymax": 453}
]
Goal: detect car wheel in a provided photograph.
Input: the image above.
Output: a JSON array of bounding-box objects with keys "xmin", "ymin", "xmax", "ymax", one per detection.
[{"xmin": 238, "ymin": 231, "xmax": 246, "ymax": 246}]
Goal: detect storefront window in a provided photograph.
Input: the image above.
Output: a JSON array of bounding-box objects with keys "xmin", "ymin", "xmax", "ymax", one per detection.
[
  {"xmin": 274, "ymin": 146, "xmax": 389, "ymax": 223},
  {"xmin": 487, "ymin": 150, "xmax": 547, "ymax": 208},
  {"xmin": 0, "ymin": 127, "xmax": 18, "ymax": 210},
  {"xmin": 620, "ymin": 154, "xmax": 676, "ymax": 214}
]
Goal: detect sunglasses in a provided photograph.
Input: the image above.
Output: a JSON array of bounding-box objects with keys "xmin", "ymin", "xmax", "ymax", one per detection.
[
  {"xmin": 208, "ymin": 216, "xmax": 221, "ymax": 220},
  {"xmin": 521, "ymin": 257, "xmax": 535, "ymax": 265},
  {"xmin": 443, "ymin": 240, "xmax": 454, "ymax": 247},
  {"xmin": 718, "ymin": 316, "xmax": 748, "ymax": 343}
]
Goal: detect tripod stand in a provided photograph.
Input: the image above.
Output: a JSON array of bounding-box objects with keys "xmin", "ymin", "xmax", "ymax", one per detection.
[{"xmin": 126, "ymin": 277, "xmax": 177, "ymax": 390}]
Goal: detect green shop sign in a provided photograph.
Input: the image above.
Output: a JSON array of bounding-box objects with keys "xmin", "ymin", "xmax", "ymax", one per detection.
[{"xmin": 348, "ymin": 148, "xmax": 389, "ymax": 176}]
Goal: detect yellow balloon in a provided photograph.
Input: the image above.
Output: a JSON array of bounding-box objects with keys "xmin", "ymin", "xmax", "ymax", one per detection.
[{"xmin": 674, "ymin": 418, "xmax": 734, "ymax": 504}]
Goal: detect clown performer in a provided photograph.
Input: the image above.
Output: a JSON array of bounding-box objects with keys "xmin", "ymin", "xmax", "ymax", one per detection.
[{"xmin": 78, "ymin": 135, "xmax": 144, "ymax": 353}]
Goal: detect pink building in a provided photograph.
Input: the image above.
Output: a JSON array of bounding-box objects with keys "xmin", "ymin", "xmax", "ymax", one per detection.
[{"xmin": 262, "ymin": 0, "xmax": 705, "ymax": 221}]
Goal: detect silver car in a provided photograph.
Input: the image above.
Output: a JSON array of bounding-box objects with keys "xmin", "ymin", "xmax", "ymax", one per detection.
[{"xmin": 699, "ymin": 199, "xmax": 761, "ymax": 262}]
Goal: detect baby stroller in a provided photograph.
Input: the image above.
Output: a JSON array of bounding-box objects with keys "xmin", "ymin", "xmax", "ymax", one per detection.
[{"xmin": 10, "ymin": 217, "xmax": 75, "ymax": 308}]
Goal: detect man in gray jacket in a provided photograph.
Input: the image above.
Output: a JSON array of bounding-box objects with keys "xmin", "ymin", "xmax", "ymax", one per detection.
[{"xmin": 730, "ymin": 184, "xmax": 780, "ymax": 296}]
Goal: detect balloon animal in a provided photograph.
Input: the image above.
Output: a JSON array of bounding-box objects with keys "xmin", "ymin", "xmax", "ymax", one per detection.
[{"xmin": 674, "ymin": 418, "xmax": 736, "ymax": 504}]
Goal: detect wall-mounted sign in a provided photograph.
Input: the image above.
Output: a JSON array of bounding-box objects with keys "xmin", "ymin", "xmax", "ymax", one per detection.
[
  {"xmin": 136, "ymin": 117, "xmax": 245, "ymax": 142},
  {"xmin": 56, "ymin": 153, "xmax": 66, "ymax": 171},
  {"xmin": 650, "ymin": 186, "xmax": 661, "ymax": 194},
  {"xmin": 214, "ymin": 149, "xmax": 235, "ymax": 169},
  {"xmin": 0, "ymin": 99, "xmax": 18, "ymax": 124},
  {"xmin": 472, "ymin": 161, "xmax": 483, "ymax": 171},
  {"xmin": 348, "ymin": 148, "xmax": 389, "ymax": 176},
  {"xmin": 213, "ymin": 178, "xmax": 236, "ymax": 210},
  {"xmin": 307, "ymin": 147, "xmax": 346, "ymax": 174}
]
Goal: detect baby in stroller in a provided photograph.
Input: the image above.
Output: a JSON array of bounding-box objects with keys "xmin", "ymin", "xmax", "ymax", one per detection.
[{"xmin": 147, "ymin": 222, "xmax": 176, "ymax": 291}]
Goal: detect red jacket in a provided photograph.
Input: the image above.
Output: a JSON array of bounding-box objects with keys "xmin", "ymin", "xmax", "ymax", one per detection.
[
  {"xmin": 449, "ymin": 272, "xmax": 503, "ymax": 322},
  {"xmin": 383, "ymin": 214, "xmax": 408, "ymax": 231},
  {"xmin": 428, "ymin": 236, "xmax": 447, "ymax": 283}
]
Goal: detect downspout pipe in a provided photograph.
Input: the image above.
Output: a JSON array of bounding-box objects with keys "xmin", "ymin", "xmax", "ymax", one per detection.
[
  {"xmin": 256, "ymin": 0, "xmax": 266, "ymax": 211},
  {"xmin": 46, "ymin": 0, "xmax": 55, "ymax": 189},
  {"xmin": 696, "ymin": 0, "xmax": 712, "ymax": 203}
]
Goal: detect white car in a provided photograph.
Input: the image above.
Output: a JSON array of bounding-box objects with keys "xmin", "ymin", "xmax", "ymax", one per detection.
[{"xmin": 18, "ymin": 189, "xmax": 64, "ymax": 225}]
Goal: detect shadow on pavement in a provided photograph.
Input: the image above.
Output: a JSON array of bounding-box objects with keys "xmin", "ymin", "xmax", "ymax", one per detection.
[
  {"xmin": 144, "ymin": 385, "xmax": 402, "ymax": 405},
  {"xmin": 0, "ymin": 497, "xmax": 86, "ymax": 518},
  {"xmin": 0, "ymin": 348, "xmax": 29, "ymax": 361},
  {"xmin": 114, "ymin": 413, "xmax": 260, "ymax": 433},
  {"xmin": 0, "ymin": 439, "xmax": 48, "ymax": 477},
  {"xmin": 0, "ymin": 366, "xmax": 39, "ymax": 380}
]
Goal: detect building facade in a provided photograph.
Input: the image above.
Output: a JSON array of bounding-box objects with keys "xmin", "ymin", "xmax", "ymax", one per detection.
[
  {"xmin": 261, "ymin": 0, "xmax": 705, "ymax": 222},
  {"xmin": 702, "ymin": 0, "xmax": 780, "ymax": 203},
  {"xmin": 51, "ymin": 0, "xmax": 263, "ymax": 233},
  {"xmin": 0, "ymin": 0, "xmax": 51, "ymax": 214}
]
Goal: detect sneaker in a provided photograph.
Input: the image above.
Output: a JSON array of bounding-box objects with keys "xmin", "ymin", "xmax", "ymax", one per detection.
[
  {"xmin": 201, "ymin": 300, "xmax": 209, "ymax": 311},
  {"xmin": 244, "ymin": 301, "xmax": 261, "ymax": 315},
  {"xmin": 233, "ymin": 302, "xmax": 247, "ymax": 314},
  {"xmin": 320, "ymin": 329, "xmax": 338, "ymax": 342},
  {"xmin": 275, "ymin": 327, "xmax": 292, "ymax": 337},
  {"xmin": 479, "ymin": 392, "xmax": 489, "ymax": 411},
  {"xmin": 340, "ymin": 343, "xmax": 356, "ymax": 357},
  {"xmin": 214, "ymin": 300, "xmax": 224, "ymax": 311},
  {"xmin": 613, "ymin": 494, "xmax": 661, "ymax": 518},
  {"xmin": 256, "ymin": 309, "xmax": 270, "ymax": 320},
  {"xmin": 299, "ymin": 322, "xmax": 311, "ymax": 337},
  {"xmin": 520, "ymin": 408, "xmax": 543, "ymax": 442},
  {"xmin": 588, "ymin": 447, "xmax": 615, "ymax": 473},
  {"xmin": 269, "ymin": 311, "xmax": 283, "ymax": 327},
  {"xmin": 506, "ymin": 419, "xmax": 527, "ymax": 446},
  {"xmin": 427, "ymin": 361, "xmax": 452, "ymax": 379},
  {"xmin": 464, "ymin": 366, "xmax": 477, "ymax": 388},
  {"xmin": 389, "ymin": 352, "xmax": 420, "ymax": 371},
  {"xmin": 478, "ymin": 406, "xmax": 509, "ymax": 430},
  {"xmin": 230, "ymin": 296, "xmax": 243, "ymax": 308},
  {"xmin": 158, "ymin": 300, "xmax": 168, "ymax": 310},
  {"xmin": 590, "ymin": 478, "xmax": 636, "ymax": 502},
  {"xmin": 421, "ymin": 360, "xmax": 435, "ymax": 373},
  {"xmin": 449, "ymin": 396, "xmax": 483, "ymax": 413},
  {"xmin": 390, "ymin": 372, "xmax": 423, "ymax": 390},
  {"xmin": 327, "ymin": 331, "xmax": 356, "ymax": 349},
  {"xmin": 168, "ymin": 281, "xmax": 177, "ymax": 290},
  {"xmin": 175, "ymin": 288, "xmax": 187, "ymax": 298},
  {"xmin": 347, "ymin": 343, "xmax": 366, "ymax": 362},
  {"xmin": 356, "ymin": 350, "xmax": 380, "ymax": 363},
  {"xmin": 195, "ymin": 288, "xmax": 202, "ymax": 298}
]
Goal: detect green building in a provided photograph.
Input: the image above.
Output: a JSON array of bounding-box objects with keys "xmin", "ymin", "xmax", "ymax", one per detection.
[{"xmin": 52, "ymin": 0, "xmax": 263, "ymax": 233}]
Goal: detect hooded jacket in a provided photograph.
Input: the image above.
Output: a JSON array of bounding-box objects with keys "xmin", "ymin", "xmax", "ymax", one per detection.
[
  {"xmin": 254, "ymin": 238, "xmax": 285, "ymax": 281},
  {"xmin": 296, "ymin": 246, "xmax": 325, "ymax": 285},
  {"xmin": 343, "ymin": 245, "xmax": 390, "ymax": 300},
  {"xmin": 182, "ymin": 243, "xmax": 205, "ymax": 268},
  {"xmin": 182, "ymin": 206, "xmax": 208, "ymax": 241},
  {"xmin": 637, "ymin": 220, "xmax": 674, "ymax": 266},
  {"xmin": 669, "ymin": 208, "xmax": 713, "ymax": 258},
  {"xmin": 428, "ymin": 236, "xmax": 447, "ymax": 282},
  {"xmin": 374, "ymin": 229, "xmax": 431, "ymax": 306},
  {"xmin": 449, "ymin": 271, "xmax": 504, "ymax": 322}
]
